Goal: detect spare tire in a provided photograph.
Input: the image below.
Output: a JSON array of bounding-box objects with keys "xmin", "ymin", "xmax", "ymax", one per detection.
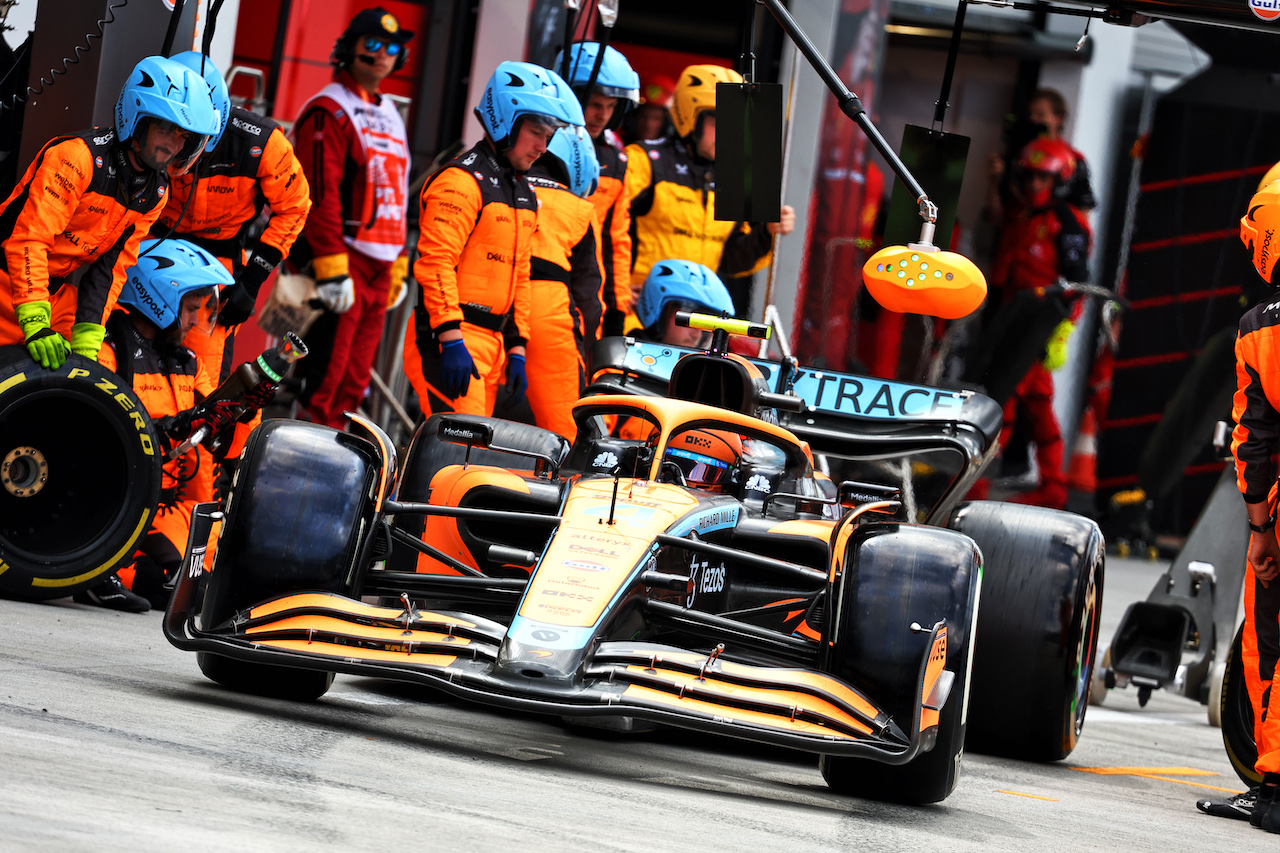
[{"xmin": 0, "ymin": 346, "xmax": 161, "ymax": 600}]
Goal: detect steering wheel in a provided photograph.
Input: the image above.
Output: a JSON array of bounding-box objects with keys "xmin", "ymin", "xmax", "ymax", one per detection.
[{"xmin": 659, "ymin": 460, "xmax": 687, "ymax": 486}]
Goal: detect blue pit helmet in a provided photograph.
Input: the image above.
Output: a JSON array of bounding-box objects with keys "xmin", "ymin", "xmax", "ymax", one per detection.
[
  {"xmin": 553, "ymin": 42, "xmax": 640, "ymax": 130},
  {"xmin": 169, "ymin": 51, "xmax": 231, "ymax": 159},
  {"xmin": 114, "ymin": 55, "xmax": 222, "ymax": 172},
  {"xmin": 543, "ymin": 126, "xmax": 600, "ymax": 198},
  {"xmin": 635, "ymin": 259, "xmax": 735, "ymax": 332},
  {"xmin": 475, "ymin": 61, "xmax": 584, "ymax": 151},
  {"xmin": 118, "ymin": 238, "xmax": 235, "ymax": 337}
]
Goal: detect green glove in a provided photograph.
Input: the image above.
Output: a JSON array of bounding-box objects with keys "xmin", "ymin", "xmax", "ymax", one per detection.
[
  {"xmin": 69, "ymin": 322, "xmax": 106, "ymax": 360},
  {"xmin": 1043, "ymin": 318, "xmax": 1075, "ymax": 371},
  {"xmin": 15, "ymin": 301, "xmax": 69, "ymax": 369}
]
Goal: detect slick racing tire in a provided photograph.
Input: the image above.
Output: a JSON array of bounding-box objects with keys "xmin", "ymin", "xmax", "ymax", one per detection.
[
  {"xmin": 198, "ymin": 420, "xmax": 380, "ymax": 701},
  {"xmin": 1220, "ymin": 625, "xmax": 1262, "ymax": 787},
  {"xmin": 0, "ymin": 346, "xmax": 161, "ymax": 601},
  {"xmin": 388, "ymin": 413, "xmax": 565, "ymax": 571},
  {"xmin": 820, "ymin": 523, "xmax": 981, "ymax": 804},
  {"xmin": 950, "ymin": 501, "xmax": 1105, "ymax": 761}
]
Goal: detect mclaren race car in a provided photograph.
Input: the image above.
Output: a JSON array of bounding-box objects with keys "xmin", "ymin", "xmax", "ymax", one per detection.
[{"xmin": 164, "ymin": 315, "xmax": 1103, "ymax": 805}]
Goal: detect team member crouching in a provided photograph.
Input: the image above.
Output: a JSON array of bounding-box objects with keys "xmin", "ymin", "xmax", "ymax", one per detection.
[
  {"xmin": 403, "ymin": 61, "xmax": 582, "ymax": 416},
  {"xmin": 633, "ymin": 258, "xmax": 736, "ymax": 347},
  {"xmin": 79, "ymin": 240, "xmax": 245, "ymax": 611},
  {"xmin": 521, "ymin": 125, "xmax": 604, "ymax": 441}
]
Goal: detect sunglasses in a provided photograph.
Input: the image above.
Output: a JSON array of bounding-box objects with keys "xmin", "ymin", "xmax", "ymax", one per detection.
[
  {"xmin": 361, "ymin": 37, "xmax": 402, "ymax": 56},
  {"xmin": 150, "ymin": 118, "xmax": 198, "ymax": 140}
]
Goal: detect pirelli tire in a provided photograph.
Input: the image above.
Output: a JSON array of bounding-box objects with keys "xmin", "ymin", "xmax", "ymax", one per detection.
[
  {"xmin": 197, "ymin": 420, "xmax": 381, "ymax": 702},
  {"xmin": 819, "ymin": 523, "xmax": 982, "ymax": 804},
  {"xmin": 1220, "ymin": 624, "xmax": 1262, "ymax": 787},
  {"xmin": 950, "ymin": 501, "xmax": 1105, "ymax": 761},
  {"xmin": 0, "ymin": 346, "xmax": 161, "ymax": 601}
]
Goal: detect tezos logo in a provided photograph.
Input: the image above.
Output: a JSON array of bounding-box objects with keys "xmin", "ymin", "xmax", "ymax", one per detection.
[{"xmin": 1250, "ymin": 0, "xmax": 1280, "ymax": 20}]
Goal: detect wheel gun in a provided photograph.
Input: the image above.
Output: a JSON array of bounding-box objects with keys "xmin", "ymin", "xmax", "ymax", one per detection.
[{"xmin": 164, "ymin": 332, "xmax": 308, "ymax": 461}]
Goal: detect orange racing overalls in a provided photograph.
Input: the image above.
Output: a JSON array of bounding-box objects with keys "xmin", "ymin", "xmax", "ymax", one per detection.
[
  {"xmin": 403, "ymin": 141, "xmax": 536, "ymax": 416},
  {"xmin": 524, "ymin": 167, "xmax": 605, "ymax": 441},
  {"xmin": 0, "ymin": 129, "xmax": 167, "ymax": 349},
  {"xmin": 1231, "ymin": 302, "xmax": 1280, "ymax": 777},
  {"xmin": 590, "ymin": 136, "xmax": 633, "ymax": 335},
  {"xmin": 156, "ymin": 106, "xmax": 311, "ymax": 382}
]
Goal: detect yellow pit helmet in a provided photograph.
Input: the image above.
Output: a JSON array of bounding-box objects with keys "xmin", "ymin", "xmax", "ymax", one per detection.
[
  {"xmin": 670, "ymin": 64, "xmax": 743, "ymax": 140},
  {"xmin": 1241, "ymin": 178, "xmax": 1280, "ymax": 285}
]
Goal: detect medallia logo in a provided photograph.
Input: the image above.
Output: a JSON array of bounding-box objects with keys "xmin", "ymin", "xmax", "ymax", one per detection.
[{"xmin": 1250, "ymin": 0, "xmax": 1280, "ymax": 21}]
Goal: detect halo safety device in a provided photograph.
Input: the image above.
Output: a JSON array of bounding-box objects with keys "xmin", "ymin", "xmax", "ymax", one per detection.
[
  {"xmin": 118, "ymin": 238, "xmax": 235, "ymax": 335},
  {"xmin": 635, "ymin": 259, "xmax": 734, "ymax": 331},
  {"xmin": 475, "ymin": 61, "xmax": 584, "ymax": 151}
]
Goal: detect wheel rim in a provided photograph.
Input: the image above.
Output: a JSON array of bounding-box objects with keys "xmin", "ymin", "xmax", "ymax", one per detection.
[{"xmin": 1071, "ymin": 563, "xmax": 1101, "ymax": 737}]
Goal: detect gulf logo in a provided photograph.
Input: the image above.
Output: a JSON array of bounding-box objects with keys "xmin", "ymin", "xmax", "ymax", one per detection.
[
  {"xmin": 250, "ymin": 146, "xmax": 262, "ymax": 157},
  {"xmin": 94, "ymin": 156, "xmax": 103, "ymax": 167},
  {"xmin": 1251, "ymin": 0, "xmax": 1280, "ymax": 20},
  {"xmin": 563, "ymin": 559, "xmax": 608, "ymax": 572}
]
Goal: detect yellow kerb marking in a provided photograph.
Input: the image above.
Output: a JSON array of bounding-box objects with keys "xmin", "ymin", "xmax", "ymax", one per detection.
[{"xmin": 994, "ymin": 790, "xmax": 1058, "ymax": 801}]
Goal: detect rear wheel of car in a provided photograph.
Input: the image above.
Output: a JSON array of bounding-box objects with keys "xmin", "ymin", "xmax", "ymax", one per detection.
[
  {"xmin": 197, "ymin": 419, "xmax": 380, "ymax": 701},
  {"xmin": 0, "ymin": 346, "xmax": 161, "ymax": 601},
  {"xmin": 950, "ymin": 501, "xmax": 1105, "ymax": 761},
  {"xmin": 819, "ymin": 523, "xmax": 981, "ymax": 804},
  {"xmin": 1220, "ymin": 624, "xmax": 1262, "ymax": 787}
]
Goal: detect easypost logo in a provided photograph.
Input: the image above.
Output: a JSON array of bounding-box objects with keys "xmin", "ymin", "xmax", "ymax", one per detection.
[
  {"xmin": 1250, "ymin": 0, "xmax": 1280, "ymax": 20},
  {"xmin": 1263, "ymin": 228, "xmax": 1274, "ymax": 276}
]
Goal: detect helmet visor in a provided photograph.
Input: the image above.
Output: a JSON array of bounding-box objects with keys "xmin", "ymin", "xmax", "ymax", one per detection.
[{"xmin": 665, "ymin": 447, "xmax": 733, "ymax": 489}]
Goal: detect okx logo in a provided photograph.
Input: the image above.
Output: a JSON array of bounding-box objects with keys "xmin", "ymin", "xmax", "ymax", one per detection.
[{"xmin": 1251, "ymin": 0, "xmax": 1280, "ymax": 21}]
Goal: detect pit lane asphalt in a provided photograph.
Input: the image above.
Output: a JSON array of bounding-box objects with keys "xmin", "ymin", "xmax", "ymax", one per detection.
[{"xmin": 0, "ymin": 555, "xmax": 1269, "ymax": 853}]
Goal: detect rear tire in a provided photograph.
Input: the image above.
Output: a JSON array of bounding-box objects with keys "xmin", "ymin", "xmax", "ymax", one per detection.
[
  {"xmin": 0, "ymin": 347, "xmax": 160, "ymax": 600},
  {"xmin": 819, "ymin": 523, "xmax": 981, "ymax": 804},
  {"xmin": 198, "ymin": 419, "xmax": 380, "ymax": 701},
  {"xmin": 1221, "ymin": 625, "xmax": 1262, "ymax": 787},
  {"xmin": 951, "ymin": 501, "xmax": 1105, "ymax": 761}
]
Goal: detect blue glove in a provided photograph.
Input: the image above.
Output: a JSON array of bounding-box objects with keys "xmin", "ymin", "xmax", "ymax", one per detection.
[
  {"xmin": 505, "ymin": 353, "xmax": 528, "ymax": 402},
  {"xmin": 440, "ymin": 338, "xmax": 480, "ymax": 399}
]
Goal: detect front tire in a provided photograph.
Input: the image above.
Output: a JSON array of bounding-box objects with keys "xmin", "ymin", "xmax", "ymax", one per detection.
[
  {"xmin": 819, "ymin": 523, "xmax": 981, "ymax": 804},
  {"xmin": 1221, "ymin": 625, "xmax": 1261, "ymax": 787},
  {"xmin": 197, "ymin": 419, "xmax": 380, "ymax": 701},
  {"xmin": 951, "ymin": 501, "xmax": 1105, "ymax": 761}
]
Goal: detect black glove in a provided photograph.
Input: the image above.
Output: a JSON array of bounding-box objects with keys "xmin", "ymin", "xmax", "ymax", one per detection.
[
  {"xmin": 216, "ymin": 284, "xmax": 257, "ymax": 327},
  {"xmin": 219, "ymin": 245, "xmax": 283, "ymax": 328}
]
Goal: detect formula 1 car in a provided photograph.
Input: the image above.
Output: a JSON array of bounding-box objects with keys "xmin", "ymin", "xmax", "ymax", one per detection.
[{"xmin": 164, "ymin": 316, "xmax": 1103, "ymax": 805}]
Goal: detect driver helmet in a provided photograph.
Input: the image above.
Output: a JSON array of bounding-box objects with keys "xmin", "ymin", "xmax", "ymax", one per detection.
[
  {"xmin": 475, "ymin": 61, "xmax": 584, "ymax": 151},
  {"xmin": 114, "ymin": 55, "xmax": 221, "ymax": 173},
  {"xmin": 168, "ymin": 51, "xmax": 230, "ymax": 158},
  {"xmin": 670, "ymin": 64, "xmax": 742, "ymax": 141},
  {"xmin": 118, "ymin": 238, "xmax": 235, "ymax": 336},
  {"xmin": 665, "ymin": 428, "xmax": 742, "ymax": 493},
  {"xmin": 1241, "ymin": 177, "xmax": 1280, "ymax": 286},
  {"xmin": 636, "ymin": 259, "xmax": 735, "ymax": 334},
  {"xmin": 552, "ymin": 42, "xmax": 640, "ymax": 129}
]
